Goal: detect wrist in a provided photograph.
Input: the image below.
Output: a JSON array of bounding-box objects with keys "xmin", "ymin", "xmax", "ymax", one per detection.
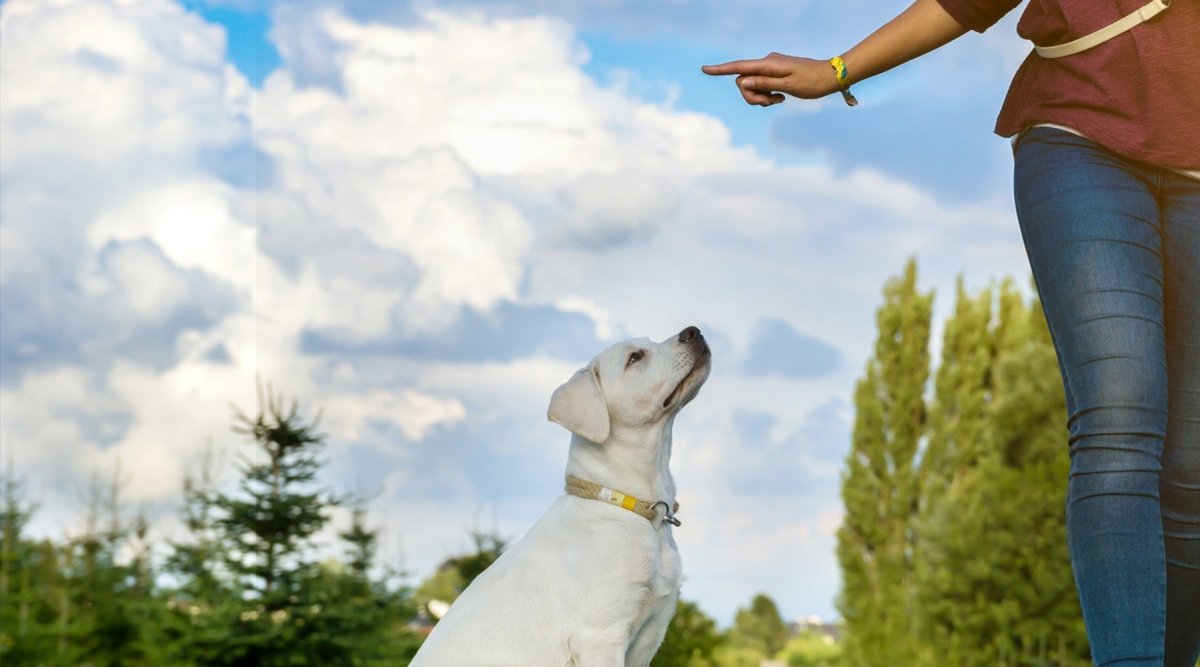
[{"xmin": 828, "ymin": 56, "xmax": 859, "ymax": 106}]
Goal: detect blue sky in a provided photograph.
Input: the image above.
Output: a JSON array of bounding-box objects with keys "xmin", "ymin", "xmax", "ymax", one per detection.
[{"xmin": 1, "ymin": 0, "xmax": 1036, "ymax": 625}]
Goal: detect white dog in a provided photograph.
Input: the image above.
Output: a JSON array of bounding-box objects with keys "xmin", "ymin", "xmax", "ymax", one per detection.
[{"xmin": 411, "ymin": 326, "xmax": 711, "ymax": 667}]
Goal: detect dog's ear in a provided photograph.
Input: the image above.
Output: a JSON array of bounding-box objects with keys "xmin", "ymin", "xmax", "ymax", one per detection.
[{"xmin": 547, "ymin": 365, "xmax": 610, "ymax": 443}]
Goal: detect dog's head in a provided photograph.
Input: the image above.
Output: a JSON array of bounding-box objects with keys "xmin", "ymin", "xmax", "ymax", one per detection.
[{"xmin": 547, "ymin": 326, "xmax": 711, "ymax": 443}]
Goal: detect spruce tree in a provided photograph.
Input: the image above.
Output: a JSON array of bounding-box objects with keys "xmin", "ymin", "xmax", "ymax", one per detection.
[
  {"xmin": 323, "ymin": 503, "xmax": 423, "ymax": 665},
  {"xmin": 16, "ymin": 467, "xmax": 163, "ymax": 667},
  {"xmin": 0, "ymin": 466, "xmax": 47, "ymax": 664},
  {"xmin": 837, "ymin": 258, "xmax": 932, "ymax": 666},
  {"xmin": 205, "ymin": 384, "xmax": 346, "ymax": 666},
  {"xmin": 164, "ymin": 447, "xmax": 237, "ymax": 665},
  {"xmin": 167, "ymin": 384, "xmax": 421, "ymax": 666}
]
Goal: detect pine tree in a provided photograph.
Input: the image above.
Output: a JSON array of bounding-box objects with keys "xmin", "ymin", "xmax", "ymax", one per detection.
[
  {"xmin": 202, "ymin": 384, "xmax": 347, "ymax": 667},
  {"xmin": 340, "ymin": 505, "xmax": 377, "ymax": 580},
  {"xmin": 0, "ymin": 465, "xmax": 48, "ymax": 664},
  {"xmin": 2, "ymin": 537, "xmax": 66, "ymax": 665},
  {"xmin": 52, "ymin": 467, "xmax": 165, "ymax": 666},
  {"xmin": 164, "ymin": 446, "xmax": 237, "ymax": 665},
  {"xmin": 167, "ymin": 383, "xmax": 422, "ymax": 666},
  {"xmin": 837, "ymin": 258, "xmax": 932, "ymax": 666},
  {"xmin": 320, "ymin": 502, "xmax": 422, "ymax": 666}
]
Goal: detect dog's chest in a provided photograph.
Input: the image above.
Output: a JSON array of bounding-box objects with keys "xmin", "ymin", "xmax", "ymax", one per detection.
[{"xmin": 649, "ymin": 531, "xmax": 683, "ymax": 597}]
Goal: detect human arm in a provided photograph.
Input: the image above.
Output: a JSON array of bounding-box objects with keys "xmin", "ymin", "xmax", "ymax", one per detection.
[{"xmin": 701, "ymin": 0, "xmax": 970, "ymax": 106}]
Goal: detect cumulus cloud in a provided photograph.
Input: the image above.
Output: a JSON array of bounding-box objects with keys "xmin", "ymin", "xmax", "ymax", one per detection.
[
  {"xmin": 0, "ymin": 0, "xmax": 248, "ymax": 171},
  {"xmin": 0, "ymin": 0, "xmax": 254, "ymax": 386},
  {"xmin": 0, "ymin": 0, "xmax": 262, "ymax": 520},
  {"xmin": 322, "ymin": 389, "xmax": 466, "ymax": 443}
]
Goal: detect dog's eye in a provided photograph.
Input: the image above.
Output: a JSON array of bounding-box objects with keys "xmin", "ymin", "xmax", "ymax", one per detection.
[{"xmin": 626, "ymin": 351, "xmax": 644, "ymax": 367}]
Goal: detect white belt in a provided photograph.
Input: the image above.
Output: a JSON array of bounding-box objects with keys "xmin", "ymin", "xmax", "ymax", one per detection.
[{"xmin": 1035, "ymin": 0, "xmax": 1171, "ymax": 58}]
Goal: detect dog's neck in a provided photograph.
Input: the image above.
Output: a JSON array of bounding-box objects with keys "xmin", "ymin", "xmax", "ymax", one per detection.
[{"xmin": 564, "ymin": 415, "xmax": 677, "ymax": 507}]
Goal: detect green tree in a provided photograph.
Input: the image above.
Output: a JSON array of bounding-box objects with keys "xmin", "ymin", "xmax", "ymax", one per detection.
[
  {"xmin": 778, "ymin": 630, "xmax": 843, "ymax": 667},
  {"xmin": 45, "ymin": 468, "xmax": 167, "ymax": 666},
  {"xmin": 651, "ymin": 598, "xmax": 723, "ymax": 667},
  {"xmin": 836, "ymin": 258, "xmax": 932, "ymax": 666},
  {"xmin": 913, "ymin": 283, "xmax": 1087, "ymax": 664},
  {"xmin": 182, "ymin": 385, "xmax": 349, "ymax": 666},
  {"xmin": 165, "ymin": 385, "xmax": 422, "ymax": 666},
  {"xmin": 415, "ymin": 530, "xmax": 506, "ymax": 611},
  {"xmin": 0, "ymin": 464, "xmax": 60, "ymax": 665},
  {"xmin": 727, "ymin": 593, "xmax": 789, "ymax": 658},
  {"xmin": 413, "ymin": 563, "xmax": 464, "ymax": 609},
  {"xmin": 911, "ymin": 279, "xmax": 995, "ymax": 664},
  {"xmin": 452, "ymin": 531, "xmax": 506, "ymax": 587},
  {"xmin": 917, "ymin": 279, "xmax": 993, "ymax": 503},
  {"xmin": 712, "ymin": 644, "xmax": 767, "ymax": 667},
  {"xmin": 322, "ymin": 503, "xmax": 423, "ymax": 665},
  {"xmin": 841, "ymin": 267, "xmax": 1090, "ymax": 664},
  {"xmin": 163, "ymin": 446, "xmax": 240, "ymax": 665}
]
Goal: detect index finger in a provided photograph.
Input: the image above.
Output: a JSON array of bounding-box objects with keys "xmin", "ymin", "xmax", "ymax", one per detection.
[{"xmin": 701, "ymin": 58, "xmax": 784, "ymax": 77}]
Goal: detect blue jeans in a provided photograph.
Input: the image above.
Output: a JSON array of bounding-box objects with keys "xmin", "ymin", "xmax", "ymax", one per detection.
[{"xmin": 1014, "ymin": 126, "xmax": 1200, "ymax": 667}]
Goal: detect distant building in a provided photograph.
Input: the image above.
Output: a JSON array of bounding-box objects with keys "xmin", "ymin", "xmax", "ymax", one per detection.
[{"xmin": 789, "ymin": 614, "xmax": 843, "ymax": 642}]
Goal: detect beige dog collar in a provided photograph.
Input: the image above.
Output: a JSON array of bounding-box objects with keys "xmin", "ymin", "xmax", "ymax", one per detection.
[{"xmin": 564, "ymin": 475, "xmax": 681, "ymax": 527}]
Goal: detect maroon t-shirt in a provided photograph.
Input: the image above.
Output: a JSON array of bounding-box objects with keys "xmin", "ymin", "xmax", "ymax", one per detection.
[{"xmin": 936, "ymin": 0, "xmax": 1200, "ymax": 169}]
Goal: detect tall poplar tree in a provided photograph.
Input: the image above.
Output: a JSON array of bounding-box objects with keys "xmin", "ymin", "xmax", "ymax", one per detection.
[
  {"xmin": 918, "ymin": 280, "xmax": 993, "ymax": 501},
  {"xmin": 911, "ymin": 281, "xmax": 1088, "ymax": 664},
  {"xmin": 945, "ymin": 285, "xmax": 1083, "ymax": 662},
  {"xmin": 837, "ymin": 259, "xmax": 932, "ymax": 666}
]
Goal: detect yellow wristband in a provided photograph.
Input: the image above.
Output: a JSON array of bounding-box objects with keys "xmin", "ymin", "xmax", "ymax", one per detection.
[{"xmin": 828, "ymin": 56, "xmax": 858, "ymax": 107}]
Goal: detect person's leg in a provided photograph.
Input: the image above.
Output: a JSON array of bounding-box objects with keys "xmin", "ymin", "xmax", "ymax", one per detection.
[
  {"xmin": 1014, "ymin": 127, "xmax": 1168, "ymax": 666},
  {"xmin": 1159, "ymin": 171, "xmax": 1200, "ymax": 667}
]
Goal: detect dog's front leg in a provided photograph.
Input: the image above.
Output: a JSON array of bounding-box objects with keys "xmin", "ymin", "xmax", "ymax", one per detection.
[{"xmin": 623, "ymin": 592, "xmax": 679, "ymax": 667}]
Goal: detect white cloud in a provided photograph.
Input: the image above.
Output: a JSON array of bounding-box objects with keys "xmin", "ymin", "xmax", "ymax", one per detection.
[
  {"xmin": 0, "ymin": 0, "xmax": 247, "ymax": 171},
  {"xmin": 1, "ymin": 0, "xmax": 259, "ymax": 504},
  {"xmin": 323, "ymin": 389, "xmax": 467, "ymax": 443},
  {"xmin": 87, "ymin": 179, "xmax": 258, "ymax": 294}
]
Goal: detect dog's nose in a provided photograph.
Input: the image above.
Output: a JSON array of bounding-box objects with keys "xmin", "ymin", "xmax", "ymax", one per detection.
[{"xmin": 678, "ymin": 326, "xmax": 701, "ymax": 343}]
